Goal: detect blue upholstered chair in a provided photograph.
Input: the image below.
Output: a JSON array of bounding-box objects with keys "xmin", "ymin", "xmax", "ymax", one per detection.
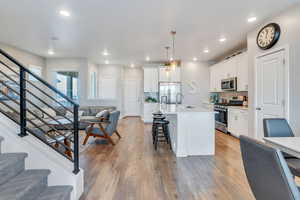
[
  {"xmin": 83, "ymin": 111, "xmax": 121, "ymax": 145},
  {"xmin": 240, "ymin": 135, "xmax": 300, "ymax": 200},
  {"xmin": 263, "ymin": 118, "xmax": 300, "ymax": 177}
]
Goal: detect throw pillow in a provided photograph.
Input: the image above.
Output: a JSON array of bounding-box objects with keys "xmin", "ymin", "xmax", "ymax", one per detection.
[{"xmin": 95, "ymin": 110, "xmax": 109, "ymax": 119}]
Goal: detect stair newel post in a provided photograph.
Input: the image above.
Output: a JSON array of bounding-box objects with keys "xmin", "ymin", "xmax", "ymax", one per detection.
[
  {"xmin": 73, "ymin": 104, "xmax": 80, "ymax": 174},
  {"xmin": 19, "ymin": 68, "xmax": 27, "ymax": 137}
]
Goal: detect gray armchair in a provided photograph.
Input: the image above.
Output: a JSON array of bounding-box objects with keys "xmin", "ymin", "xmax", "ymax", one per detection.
[
  {"xmin": 83, "ymin": 111, "xmax": 121, "ymax": 145},
  {"xmin": 263, "ymin": 118, "xmax": 300, "ymax": 177},
  {"xmin": 240, "ymin": 135, "xmax": 300, "ymax": 200}
]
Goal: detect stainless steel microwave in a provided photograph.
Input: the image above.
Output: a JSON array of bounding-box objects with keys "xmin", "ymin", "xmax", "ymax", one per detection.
[{"xmin": 221, "ymin": 77, "xmax": 237, "ymax": 91}]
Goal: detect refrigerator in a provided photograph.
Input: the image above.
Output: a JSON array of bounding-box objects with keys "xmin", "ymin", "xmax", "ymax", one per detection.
[{"xmin": 159, "ymin": 82, "xmax": 182, "ymax": 104}]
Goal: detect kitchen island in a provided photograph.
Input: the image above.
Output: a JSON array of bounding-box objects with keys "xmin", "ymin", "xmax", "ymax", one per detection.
[{"xmin": 160, "ymin": 104, "xmax": 215, "ymax": 157}]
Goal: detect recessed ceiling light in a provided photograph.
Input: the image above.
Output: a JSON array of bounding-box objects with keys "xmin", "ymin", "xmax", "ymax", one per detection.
[
  {"xmin": 247, "ymin": 17, "xmax": 257, "ymax": 23},
  {"xmin": 219, "ymin": 37, "xmax": 227, "ymax": 43},
  {"xmin": 170, "ymin": 57, "xmax": 174, "ymax": 61},
  {"xmin": 130, "ymin": 63, "xmax": 135, "ymax": 68},
  {"xmin": 59, "ymin": 10, "xmax": 71, "ymax": 17},
  {"xmin": 203, "ymin": 49, "xmax": 210, "ymax": 53},
  {"xmin": 48, "ymin": 50, "xmax": 54, "ymax": 55},
  {"xmin": 146, "ymin": 56, "xmax": 150, "ymax": 61},
  {"xmin": 193, "ymin": 57, "xmax": 198, "ymax": 61},
  {"xmin": 105, "ymin": 60, "xmax": 109, "ymax": 64},
  {"xmin": 102, "ymin": 50, "xmax": 109, "ymax": 56}
]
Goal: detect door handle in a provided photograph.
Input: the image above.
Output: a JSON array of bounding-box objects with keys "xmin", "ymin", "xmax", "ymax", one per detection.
[{"xmin": 256, "ymin": 107, "xmax": 262, "ymax": 111}]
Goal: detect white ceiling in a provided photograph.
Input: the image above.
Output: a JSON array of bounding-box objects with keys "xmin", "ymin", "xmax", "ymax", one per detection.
[{"xmin": 0, "ymin": 0, "xmax": 299, "ymax": 65}]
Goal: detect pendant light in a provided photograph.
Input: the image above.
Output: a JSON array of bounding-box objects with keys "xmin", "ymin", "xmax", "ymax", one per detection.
[
  {"xmin": 164, "ymin": 46, "xmax": 171, "ymax": 72},
  {"xmin": 170, "ymin": 30, "xmax": 180, "ymax": 68}
]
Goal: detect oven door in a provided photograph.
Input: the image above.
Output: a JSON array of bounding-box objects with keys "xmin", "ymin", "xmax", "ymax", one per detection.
[{"xmin": 214, "ymin": 108, "xmax": 228, "ymax": 133}]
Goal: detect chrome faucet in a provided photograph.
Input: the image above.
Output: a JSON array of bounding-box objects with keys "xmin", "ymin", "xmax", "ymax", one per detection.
[
  {"xmin": 176, "ymin": 93, "xmax": 184, "ymax": 105},
  {"xmin": 160, "ymin": 95, "xmax": 168, "ymax": 104}
]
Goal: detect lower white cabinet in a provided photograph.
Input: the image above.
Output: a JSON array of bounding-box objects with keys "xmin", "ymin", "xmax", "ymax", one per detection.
[
  {"xmin": 143, "ymin": 103, "xmax": 159, "ymax": 123},
  {"xmin": 228, "ymin": 108, "xmax": 248, "ymax": 137}
]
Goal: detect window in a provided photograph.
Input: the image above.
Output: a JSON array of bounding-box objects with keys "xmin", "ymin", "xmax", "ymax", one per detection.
[
  {"xmin": 55, "ymin": 71, "xmax": 79, "ymax": 105},
  {"xmin": 90, "ymin": 71, "xmax": 97, "ymax": 98},
  {"xmin": 28, "ymin": 65, "xmax": 42, "ymax": 81}
]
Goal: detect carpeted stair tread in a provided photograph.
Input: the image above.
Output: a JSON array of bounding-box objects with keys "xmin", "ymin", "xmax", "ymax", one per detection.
[
  {"xmin": 0, "ymin": 153, "xmax": 28, "ymax": 185},
  {"xmin": 0, "ymin": 169, "xmax": 51, "ymax": 200},
  {"xmin": 36, "ymin": 186, "xmax": 73, "ymax": 200}
]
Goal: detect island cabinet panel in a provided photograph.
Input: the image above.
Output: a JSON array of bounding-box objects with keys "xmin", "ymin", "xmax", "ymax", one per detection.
[
  {"xmin": 161, "ymin": 104, "xmax": 215, "ymax": 157},
  {"xmin": 166, "ymin": 114, "xmax": 178, "ymax": 152},
  {"xmin": 177, "ymin": 112, "xmax": 215, "ymax": 156}
]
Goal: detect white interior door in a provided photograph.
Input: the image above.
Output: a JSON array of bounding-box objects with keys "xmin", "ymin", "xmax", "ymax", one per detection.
[
  {"xmin": 124, "ymin": 79, "xmax": 141, "ymax": 116},
  {"xmin": 255, "ymin": 50, "xmax": 287, "ymax": 139}
]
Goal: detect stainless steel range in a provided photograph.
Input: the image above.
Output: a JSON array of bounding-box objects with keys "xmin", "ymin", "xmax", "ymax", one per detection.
[{"xmin": 214, "ymin": 100, "xmax": 243, "ymax": 133}]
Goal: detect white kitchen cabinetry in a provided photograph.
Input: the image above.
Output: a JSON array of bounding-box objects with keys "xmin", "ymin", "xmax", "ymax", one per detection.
[
  {"xmin": 222, "ymin": 58, "xmax": 237, "ymax": 78},
  {"xmin": 143, "ymin": 103, "xmax": 159, "ymax": 123},
  {"xmin": 228, "ymin": 108, "xmax": 248, "ymax": 137},
  {"xmin": 144, "ymin": 67, "xmax": 158, "ymax": 92},
  {"xmin": 209, "ymin": 51, "xmax": 248, "ymax": 92},
  {"xmin": 210, "ymin": 64, "xmax": 222, "ymax": 92},
  {"xmin": 236, "ymin": 52, "xmax": 248, "ymax": 91},
  {"xmin": 159, "ymin": 67, "xmax": 181, "ymax": 82}
]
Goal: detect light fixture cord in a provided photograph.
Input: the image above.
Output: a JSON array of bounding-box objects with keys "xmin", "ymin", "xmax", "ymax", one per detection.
[
  {"xmin": 172, "ymin": 34, "xmax": 175, "ymax": 59},
  {"xmin": 171, "ymin": 30, "xmax": 176, "ymax": 59},
  {"xmin": 165, "ymin": 46, "xmax": 170, "ymax": 60}
]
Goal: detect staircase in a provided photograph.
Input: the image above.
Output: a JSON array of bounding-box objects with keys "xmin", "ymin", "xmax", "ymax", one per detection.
[
  {"xmin": 0, "ymin": 136, "xmax": 73, "ymax": 200},
  {"xmin": 0, "ymin": 49, "xmax": 83, "ymax": 199}
]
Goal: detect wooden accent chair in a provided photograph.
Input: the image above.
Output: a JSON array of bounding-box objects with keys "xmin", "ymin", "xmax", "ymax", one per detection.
[{"xmin": 83, "ymin": 110, "xmax": 121, "ymax": 145}]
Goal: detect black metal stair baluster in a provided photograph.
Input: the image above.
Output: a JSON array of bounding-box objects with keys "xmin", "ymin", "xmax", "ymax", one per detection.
[
  {"xmin": 19, "ymin": 68, "xmax": 27, "ymax": 137},
  {"xmin": 73, "ymin": 104, "xmax": 79, "ymax": 174}
]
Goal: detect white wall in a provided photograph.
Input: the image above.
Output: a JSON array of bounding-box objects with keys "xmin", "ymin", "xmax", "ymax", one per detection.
[
  {"xmin": 181, "ymin": 62, "xmax": 210, "ymax": 106},
  {"xmin": 0, "ymin": 42, "xmax": 46, "ymax": 69},
  {"xmin": 247, "ymin": 5, "xmax": 300, "ymax": 137},
  {"xmin": 0, "ymin": 42, "xmax": 47, "ymax": 107},
  {"xmin": 96, "ymin": 64, "xmax": 124, "ymax": 112}
]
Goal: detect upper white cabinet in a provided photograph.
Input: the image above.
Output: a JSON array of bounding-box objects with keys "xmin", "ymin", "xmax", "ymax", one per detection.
[
  {"xmin": 209, "ymin": 52, "xmax": 248, "ymax": 92},
  {"xmin": 223, "ymin": 58, "xmax": 237, "ymax": 78},
  {"xmin": 144, "ymin": 67, "xmax": 158, "ymax": 92},
  {"xmin": 159, "ymin": 67, "xmax": 181, "ymax": 82},
  {"xmin": 210, "ymin": 64, "xmax": 222, "ymax": 92},
  {"xmin": 236, "ymin": 52, "xmax": 248, "ymax": 91}
]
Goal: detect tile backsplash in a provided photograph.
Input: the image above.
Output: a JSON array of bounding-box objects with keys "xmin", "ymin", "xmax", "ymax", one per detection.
[
  {"xmin": 210, "ymin": 91, "xmax": 248, "ymax": 103},
  {"xmin": 219, "ymin": 91, "xmax": 248, "ymax": 100}
]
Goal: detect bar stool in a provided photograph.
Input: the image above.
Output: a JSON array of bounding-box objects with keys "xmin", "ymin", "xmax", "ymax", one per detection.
[
  {"xmin": 153, "ymin": 119, "xmax": 172, "ymax": 150},
  {"xmin": 152, "ymin": 111, "xmax": 163, "ymax": 116},
  {"xmin": 152, "ymin": 115, "xmax": 166, "ymax": 143}
]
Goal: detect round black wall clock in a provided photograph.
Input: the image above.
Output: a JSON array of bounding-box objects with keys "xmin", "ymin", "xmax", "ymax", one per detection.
[{"xmin": 256, "ymin": 23, "xmax": 281, "ymax": 50}]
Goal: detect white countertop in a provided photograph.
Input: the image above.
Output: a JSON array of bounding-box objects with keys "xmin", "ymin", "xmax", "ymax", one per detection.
[
  {"xmin": 227, "ymin": 106, "xmax": 249, "ymax": 110},
  {"xmin": 159, "ymin": 104, "xmax": 215, "ymax": 114}
]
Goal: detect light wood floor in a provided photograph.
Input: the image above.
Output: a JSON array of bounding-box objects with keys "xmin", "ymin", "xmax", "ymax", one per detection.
[{"xmin": 79, "ymin": 117, "xmax": 255, "ymax": 200}]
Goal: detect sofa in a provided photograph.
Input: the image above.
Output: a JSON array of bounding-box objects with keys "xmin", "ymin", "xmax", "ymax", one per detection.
[
  {"xmin": 55, "ymin": 106, "xmax": 116, "ymax": 130},
  {"xmin": 5, "ymin": 105, "xmax": 116, "ymax": 133}
]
